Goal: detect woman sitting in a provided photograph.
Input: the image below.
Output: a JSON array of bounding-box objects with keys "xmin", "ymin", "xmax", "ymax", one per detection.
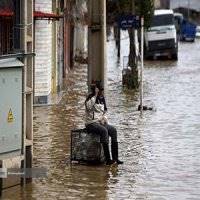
[{"xmin": 85, "ymin": 83, "xmax": 123, "ymax": 165}]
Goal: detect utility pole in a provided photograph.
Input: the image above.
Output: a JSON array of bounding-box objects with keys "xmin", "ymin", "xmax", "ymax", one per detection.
[
  {"xmin": 127, "ymin": 0, "xmax": 138, "ymax": 89},
  {"xmin": 88, "ymin": 0, "xmax": 106, "ymax": 87},
  {"xmin": 140, "ymin": 17, "xmax": 144, "ymax": 115},
  {"xmin": 187, "ymin": 0, "xmax": 190, "ymax": 19},
  {"xmin": 117, "ymin": 28, "xmax": 121, "ymax": 58}
]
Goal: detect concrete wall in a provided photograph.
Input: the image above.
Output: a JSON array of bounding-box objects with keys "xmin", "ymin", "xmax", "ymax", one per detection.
[
  {"xmin": 73, "ymin": 0, "xmax": 88, "ymax": 59},
  {"xmin": 74, "ymin": 23, "xmax": 88, "ymax": 59}
]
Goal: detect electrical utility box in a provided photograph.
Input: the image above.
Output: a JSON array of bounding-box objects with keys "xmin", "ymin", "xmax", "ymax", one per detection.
[{"xmin": 0, "ymin": 58, "xmax": 24, "ymax": 157}]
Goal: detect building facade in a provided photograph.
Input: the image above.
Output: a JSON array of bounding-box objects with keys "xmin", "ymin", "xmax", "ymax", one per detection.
[
  {"xmin": 34, "ymin": 0, "xmax": 72, "ymax": 104},
  {"xmin": 34, "ymin": 0, "xmax": 52, "ymax": 104},
  {"xmin": 0, "ymin": 0, "xmax": 33, "ymax": 193}
]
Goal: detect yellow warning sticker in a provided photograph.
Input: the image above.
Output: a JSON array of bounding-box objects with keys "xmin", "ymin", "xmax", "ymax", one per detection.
[{"xmin": 7, "ymin": 109, "xmax": 14, "ymax": 123}]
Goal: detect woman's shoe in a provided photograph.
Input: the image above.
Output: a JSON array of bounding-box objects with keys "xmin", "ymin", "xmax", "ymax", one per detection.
[
  {"xmin": 111, "ymin": 142, "xmax": 123, "ymax": 165},
  {"xmin": 106, "ymin": 160, "xmax": 115, "ymax": 165},
  {"xmin": 115, "ymin": 159, "xmax": 123, "ymax": 165}
]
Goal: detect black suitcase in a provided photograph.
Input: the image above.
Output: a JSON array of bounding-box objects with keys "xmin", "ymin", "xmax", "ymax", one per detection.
[{"xmin": 70, "ymin": 129, "xmax": 105, "ymax": 164}]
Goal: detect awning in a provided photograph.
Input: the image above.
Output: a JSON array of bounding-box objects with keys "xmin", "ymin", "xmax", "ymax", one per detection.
[
  {"xmin": 0, "ymin": 8, "xmax": 14, "ymax": 17},
  {"xmin": 34, "ymin": 11, "xmax": 63, "ymax": 20},
  {"xmin": 0, "ymin": 9, "xmax": 63, "ymax": 19}
]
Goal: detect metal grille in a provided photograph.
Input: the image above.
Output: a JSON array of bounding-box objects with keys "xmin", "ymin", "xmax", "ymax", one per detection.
[
  {"xmin": 71, "ymin": 129, "xmax": 105, "ymax": 163},
  {"xmin": 148, "ymin": 39, "xmax": 175, "ymax": 51}
]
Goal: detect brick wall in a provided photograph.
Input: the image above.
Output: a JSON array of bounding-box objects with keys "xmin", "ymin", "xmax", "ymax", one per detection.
[
  {"xmin": 34, "ymin": 0, "xmax": 52, "ymax": 97},
  {"xmin": 35, "ymin": 0, "xmax": 52, "ymax": 12}
]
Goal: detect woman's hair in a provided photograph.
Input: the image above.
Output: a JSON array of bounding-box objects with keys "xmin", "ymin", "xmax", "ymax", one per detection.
[
  {"xmin": 85, "ymin": 85, "xmax": 96, "ymax": 106},
  {"xmin": 85, "ymin": 93, "xmax": 94, "ymax": 102},
  {"xmin": 85, "ymin": 81, "xmax": 103, "ymax": 104},
  {"xmin": 90, "ymin": 85, "xmax": 96, "ymax": 96}
]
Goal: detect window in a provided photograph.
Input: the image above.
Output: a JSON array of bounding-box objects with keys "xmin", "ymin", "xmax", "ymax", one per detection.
[
  {"xmin": 0, "ymin": 0, "xmax": 14, "ymax": 55},
  {"xmin": 151, "ymin": 14, "xmax": 175, "ymax": 27},
  {"xmin": 0, "ymin": 0, "xmax": 21, "ymax": 55}
]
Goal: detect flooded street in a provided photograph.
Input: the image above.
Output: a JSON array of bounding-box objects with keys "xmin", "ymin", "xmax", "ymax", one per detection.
[{"xmin": 2, "ymin": 31, "xmax": 200, "ymax": 200}]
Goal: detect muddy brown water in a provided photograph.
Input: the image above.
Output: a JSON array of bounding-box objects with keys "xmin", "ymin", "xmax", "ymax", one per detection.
[{"xmin": 2, "ymin": 31, "xmax": 200, "ymax": 200}]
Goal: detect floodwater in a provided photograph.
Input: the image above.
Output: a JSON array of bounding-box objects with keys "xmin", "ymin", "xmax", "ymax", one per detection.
[{"xmin": 2, "ymin": 31, "xmax": 200, "ymax": 200}]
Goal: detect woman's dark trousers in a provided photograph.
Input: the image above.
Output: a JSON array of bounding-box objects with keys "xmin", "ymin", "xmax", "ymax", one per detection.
[{"xmin": 86, "ymin": 122, "xmax": 118, "ymax": 162}]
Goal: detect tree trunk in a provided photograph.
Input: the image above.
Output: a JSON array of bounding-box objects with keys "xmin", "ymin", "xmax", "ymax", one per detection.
[
  {"xmin": 113, "ymin": 25, "xmax": 121, "ymax": 58},
  {"xmin": 128, "ymin": 28, "xmax": 136, "ymax": 67},
  {"xmin": 127, "ymin": 28, "xmax": 139, "ymax": 89}
]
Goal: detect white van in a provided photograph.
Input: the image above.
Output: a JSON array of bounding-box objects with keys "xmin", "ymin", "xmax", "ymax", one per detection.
[
  {"xmin": 196, "ymin": 26, "xmax": 200, "ymax": 38},
  {"xmin": 145, "ymin": 9, "xmax": 178, "ymax": 60}
]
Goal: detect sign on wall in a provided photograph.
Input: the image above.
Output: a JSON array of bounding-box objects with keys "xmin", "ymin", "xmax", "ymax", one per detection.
[{"xmin": 118, "ymin": 15, "xmax": 141, "ymax": 30}]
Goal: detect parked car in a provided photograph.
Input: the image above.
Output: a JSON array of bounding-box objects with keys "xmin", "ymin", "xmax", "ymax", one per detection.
[
  {"xmin": 180, "ymin": 19, "xmax": 196, "ymax": 42},
  {"xmin": 196, "ymin": 26, "xmax": 200, "ymax": 38}
]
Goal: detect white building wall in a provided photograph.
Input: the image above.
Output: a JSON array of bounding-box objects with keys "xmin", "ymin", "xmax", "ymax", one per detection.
[{"xmin": 35, "ymin": 0, "xmax": 52, "ymax": 97}]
